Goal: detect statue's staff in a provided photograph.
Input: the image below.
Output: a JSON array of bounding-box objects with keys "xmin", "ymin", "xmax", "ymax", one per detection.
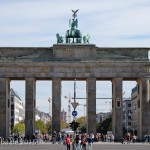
[{"xmin": 72, "ymin": 9, "xmax": 79, "ymax": 18}]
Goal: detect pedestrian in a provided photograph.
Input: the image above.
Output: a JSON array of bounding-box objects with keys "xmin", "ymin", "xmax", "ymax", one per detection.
[
  {"xmin": 82, "ymin": 135, "xmax": 87, "ymax": 150},
  {"xmin": 71, "ymin": 135, "xmax": 75, "ymax": 150},
  {"xmin": 87, "ymin": 134, "xmax": 93, "ymax": 150},
  {"xmin": 111, "ymin": 134, "xmax": 115, "ymax": 143},
  {"xmin": 132, "ymin": 135, "xmax": 136, "ymax": 143},
  {"xmin": 52, "ymin": 131, "xmax": 57, "ymax": 144},
  {"xmin": 65, "ymin": 134, "xmax": 71, "ymax": 150},
  {"xmin": 58, "ymin": 132, "xmax": 62, "ymax": 144},
  {"xmin": 75, "ymin": 134, "xmax": 80, "ymax": 150}
]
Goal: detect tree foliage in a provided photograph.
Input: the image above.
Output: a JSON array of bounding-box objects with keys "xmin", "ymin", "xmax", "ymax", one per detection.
[
  {"xmin": 97, "ymin": 117, "xmax": 112, "ymax": 134},
  {"xmin": 61, "ymin": 120, "xmax": 68, "ymax": 129},
  {"xmin": 35, "ymin": 120, "xmax": 47, "ymax": 134},
  {"xmin": 12, "ymin": 122, "xmax": 25, "ymax": 135},
  {"xmin": 77, "ymin": 116, "xmax": 86, "ymax": 133},
  {"xmin": 46, "ymin": 121, "xmax": 52, "ymax": 134}
]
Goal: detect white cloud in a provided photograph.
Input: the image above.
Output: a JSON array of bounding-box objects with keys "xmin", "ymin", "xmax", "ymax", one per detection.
[{"xmin": 0, "ymin": 0, "xmax": 150, "ymax": 47}]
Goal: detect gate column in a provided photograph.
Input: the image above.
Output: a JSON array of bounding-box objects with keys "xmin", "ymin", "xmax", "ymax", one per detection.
[
  {"xmin": 0, "ymin": 78, "xmax": 10, "ymax": 139},
  {"xmin": 137, "ymin": 78, "xmax": 150, "ymax": 140},
  {"xmin": 52, "ymin": 78, "xmax": 61, "ymax": 134},
  {"xmin": 112, "ymin": 78, "xmax": 123, "ymax": 141},
  {"xmin": 25, "ymin": 78, "xmax": 36, "ymax": 139},
  {"xmin": 86, "ymin": 78, "xmax": 96, "ymax": 135}
]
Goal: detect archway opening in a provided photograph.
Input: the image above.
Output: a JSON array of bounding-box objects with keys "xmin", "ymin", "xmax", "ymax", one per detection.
[
  {"xmin": 61, "ymin": 80, "xmax": 86, "ymax": 133},
  {"xmin": 36, "ymin": 80, "xmax": 52, "ymax": 134},
  {"xmin": 96, "ymin": 80, "xmax": 112, "ymax": 137},
  {"xmin": 10, "ymin": 80, "xmax": 25, "ymax": 135},
  {"xmin": 123, "ymin": 80, "xmax": 137, "ymax": 136}
]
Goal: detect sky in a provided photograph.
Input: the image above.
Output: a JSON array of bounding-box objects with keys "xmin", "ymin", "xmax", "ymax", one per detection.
[
  {"xmin": 0, "ymin": 0, "xmax": 150, "ymax": 47},
  {"xmin": 1, "ymin": 0, "xmax": 150, "ymax": 121}
]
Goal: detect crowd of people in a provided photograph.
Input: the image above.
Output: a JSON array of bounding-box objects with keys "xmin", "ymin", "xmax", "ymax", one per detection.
[
  {"xmin": 54, "ymin": 132, "xmax": 94, "ymax": 150},
  {"xmin": 122, "ymin": 132, "xmax": 137, "ymax": 144},
  {"xmin": 52, "ymin": 131, "xmax": 115, "ymax": 150}
]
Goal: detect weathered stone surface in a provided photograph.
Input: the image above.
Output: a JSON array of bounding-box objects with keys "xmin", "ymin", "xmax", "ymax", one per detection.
[
  {"xmin": 52, "ymin": 78, "xmax": 61, "ymax": 134},
  {"xmin": 0, "ymin": 78, "xmax": 10, "ymax": 138},
  {"xmin": 112, "ymin": 78, "xmax": 123, "ymax": 141},
  {"xmin": 0, "ymin": 45, "xmax": 149, "ymax": 140},
  {"xmin": 25, "ymin": 78, "xmax": 36, "ymax": 139},
  {"xmin": 86, "ymin": 78, "xmax": 96, "ymax": 135},
  {"xmin": 0, "ymin": 46, "xmax": 149, "ymax": 62}
]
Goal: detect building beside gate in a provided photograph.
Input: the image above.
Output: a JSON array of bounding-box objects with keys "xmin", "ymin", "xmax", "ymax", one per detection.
[{"xmin": 10, "ymin": 88, "xmax": 25, "ymax": 129}]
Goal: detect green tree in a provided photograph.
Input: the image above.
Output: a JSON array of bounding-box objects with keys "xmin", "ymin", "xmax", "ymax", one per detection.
[
  {"xmin": 97, "ymin": 117, "xmax": 112, "ymax": 134},
  {"xmin": 77, "ymin": 116, "xmax": 86, "ymax": 133},
  {"xmin": 12, "ymin": 122, "xmax": 25, "ymax": 135},
  {"xmin": 35, "ymin": 120, "xmax": 47, "ymax": 134},
  {"xmin": 46, "ymin": 121, "xmax": 52, "ymax": 134},
  {"xmin": 61, "ymin": 120, "xmax": 68, "ymax": 129}
]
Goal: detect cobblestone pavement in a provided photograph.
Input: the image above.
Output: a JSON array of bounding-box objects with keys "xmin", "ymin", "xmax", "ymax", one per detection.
[{"xmin": 0, "ymin": 142, "xmax": 150, "ymax": 150}]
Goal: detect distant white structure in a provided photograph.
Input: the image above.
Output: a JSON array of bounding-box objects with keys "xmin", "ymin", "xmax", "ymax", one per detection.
[
  {"xmin": 130, "ymin": 85, "xmax": 139, "ymax": 135},
  {"xmin": 10, "ymin": 88, "xmax": 25, "ymax": 129},
  {"xmin": 35, "ymin": 108, "xmax": 51, "ymax": 123},
  {"xmin": 96, "ymin": 112, "xmax": 111, "ymax": 123},
  {"xmin": 61, "ymin": 109, "xmax": 67, "ymax": 122},
  {"xmin": 123, "ymin": 97, "xmax": 132, "ymax": 132}
]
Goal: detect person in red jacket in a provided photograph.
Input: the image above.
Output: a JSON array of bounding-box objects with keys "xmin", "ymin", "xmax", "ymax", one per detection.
[{"xmin": 65, "ymin": 134, "xmax": 71, "ymax": 150}]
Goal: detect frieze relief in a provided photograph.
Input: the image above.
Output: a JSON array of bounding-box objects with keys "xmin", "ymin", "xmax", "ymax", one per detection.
[{"xmin": 0, "ymin": 46, "xmax": 149, "ymax": 62}]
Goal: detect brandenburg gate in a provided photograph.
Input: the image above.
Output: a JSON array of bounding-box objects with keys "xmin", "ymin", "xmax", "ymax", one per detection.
[{"xmin": 0, "ymin": 10, "xmax": 150, "ymax": 141}]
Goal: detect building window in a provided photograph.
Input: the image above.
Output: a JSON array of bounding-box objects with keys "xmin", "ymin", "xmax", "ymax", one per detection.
[
  {"xmin": 128, "ymin": 122, "xmax": 131, "ymax": 126},
  {"xmin": 128, "ymin": 104, "xmax": 131, "ymax": 107},
  {"xmin": 128, "ymin": 110, "xmax": 132, "ymax": 114},
  {"xmin": 128, "ymin": 116, "xmax": 131, "ymax": 120}
]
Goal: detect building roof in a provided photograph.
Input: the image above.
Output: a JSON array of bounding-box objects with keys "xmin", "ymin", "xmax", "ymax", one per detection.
[
  {"xmin": 123, "ymin": 97, "xmax": 131, "ymax": 102},
  {"xmin": 10, "ymin": 88, "xmax": 22, "ymax": 101}
]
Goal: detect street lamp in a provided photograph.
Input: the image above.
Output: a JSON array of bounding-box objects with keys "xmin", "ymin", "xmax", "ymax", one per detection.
[
  {"xmin": 48, "ymin": 97, "xmax": 52, "ymax": 119},
  {"xmin": 64, "ymin": 94, "xmax": 72, "ymax": 123}
]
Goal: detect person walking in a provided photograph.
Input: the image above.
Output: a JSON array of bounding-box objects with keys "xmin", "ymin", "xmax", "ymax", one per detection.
[
  {"xmin": 65, "ymin": 134, "xmax": 71, "ymax": 150},
  {"xmin": 82, "ymin": 135, "xmax": 87, "ymax": 150},
  {"xmin": 71, "ymin": 135, "xmax": 75, "ymax": 150},
  {"xmin": 52, "ymin": 131, "xmax": 57, "ymax": 144},
  {"xmin": 111, "ymin": 134, "xmax": 115, "ymax": 143},
  {"xmin": 74, "ymin": 134, "xmax": 80, "ymax": 150},
  {"xmin": 87, "ymin": 134, "xmax": 93, "ymax": 150}
]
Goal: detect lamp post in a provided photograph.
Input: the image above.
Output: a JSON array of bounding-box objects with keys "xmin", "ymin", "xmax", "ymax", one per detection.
[
  {"xmin": 74, "ymin": 79, "xmax": 76, "ymax": 109},
  {"xmin": 48, "ymin": 97, "xmax": 52, "ymax": 119},
  {"xmin": 64, "ymin": 94, "xmax": 72, "ymax": 123}
]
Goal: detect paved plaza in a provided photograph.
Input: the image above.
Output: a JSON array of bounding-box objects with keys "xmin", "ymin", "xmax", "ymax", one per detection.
[{"xmin": 0, "ymin": 143, "xmax": 150, "ymax": 150}]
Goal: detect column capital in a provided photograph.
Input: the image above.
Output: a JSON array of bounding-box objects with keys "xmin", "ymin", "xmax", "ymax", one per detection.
[
  {"xmin": 86, "ymin": 78, "xmax": 96, "ymax": 81},
  {"xmin": 52, "ymin": 77, "xmax": 61, "ymax": 81},
  {"xmin": 25, "ymin": 77, "xmax": 36, "ymax": 81},
  {"xmin": 137, "ymin": 77, "xmax": 149, "ymax": 82},
  {"xmin": 112, "ymin": 78, "xmax": 123, "ymax": 82}
]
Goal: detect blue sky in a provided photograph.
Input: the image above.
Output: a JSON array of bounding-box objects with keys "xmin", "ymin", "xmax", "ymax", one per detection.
[
  {"xmin": 0, "ymin": 0, "xmax": 150, "ymax": 47},
  {"xmin": 1, "ymin": 0, "xmax": 149, "ymax": 121}
]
